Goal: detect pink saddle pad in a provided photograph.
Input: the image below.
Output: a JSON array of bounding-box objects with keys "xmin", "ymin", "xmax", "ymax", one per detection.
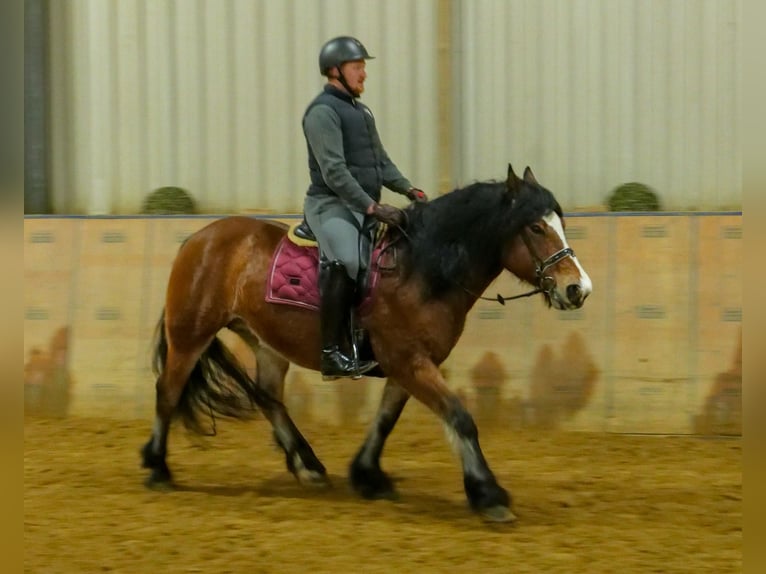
[{"xmin": 265, "ymin": 237, "xmax": 387, "ymax": 312}]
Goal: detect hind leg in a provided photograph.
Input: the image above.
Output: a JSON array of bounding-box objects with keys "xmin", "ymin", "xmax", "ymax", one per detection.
[
  {"xmin": 141, "ymin": 346, "xmax": 201, "ymax": 488},
  {"xmin": 349, "ymin": 378, "xmax": 409, "ymax": 499},
  {"xmin": 251, "ymin": 345, "xmax": 329, "ymax": 486}
]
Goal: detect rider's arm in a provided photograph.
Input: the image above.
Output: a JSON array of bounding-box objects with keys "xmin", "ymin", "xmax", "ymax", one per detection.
[{"xmin": 378, "ymin": 146, "xmax": 413, "ymax": 196}]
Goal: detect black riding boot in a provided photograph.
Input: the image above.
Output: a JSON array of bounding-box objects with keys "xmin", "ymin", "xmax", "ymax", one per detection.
[{"xmin": 319, "ymin": 260, "xmax": 377, "ymax": 380}]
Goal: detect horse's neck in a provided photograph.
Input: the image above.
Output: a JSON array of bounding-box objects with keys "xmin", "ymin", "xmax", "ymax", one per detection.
[{"xmin": 457, "ymin": 267, "xmax": 505, "ymax": 312}]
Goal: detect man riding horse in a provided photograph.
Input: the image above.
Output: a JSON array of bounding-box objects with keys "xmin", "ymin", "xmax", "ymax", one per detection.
[{"xmin": 302, "ymin": 36, "xmax": 428, "ymax": 380}]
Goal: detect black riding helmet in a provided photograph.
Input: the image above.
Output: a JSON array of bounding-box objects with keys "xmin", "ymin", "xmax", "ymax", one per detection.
[
  {"xmin": 319, "ymin": 36, "xmax": 375, "ymax": 76},
  {"xmin": 319, "ymin": 36, "xmax": 374, "ymax": 97}
]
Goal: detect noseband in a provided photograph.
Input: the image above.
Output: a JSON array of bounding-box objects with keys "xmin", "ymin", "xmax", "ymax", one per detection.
[
  {"xmin": 521, "ymin": 231, "xmax": 575, "ymax": 297},
  {"xmin": 470, "ymin": 228, "xmax": 575, "ymax": 305},
  {"xmin": 392, "ymin": 214, "xmax": 576, "ymax": 305}
]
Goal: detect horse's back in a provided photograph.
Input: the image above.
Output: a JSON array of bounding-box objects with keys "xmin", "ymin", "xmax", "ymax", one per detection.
[
  {"xmin": 190, "ymin": 215, "xmax": 286, "ymax": 244},
  {"xmin": 165, "ymin": 216, "xmax": 288, "ymax": 320},
  {"xmin": 179, "ymin": 216, "xmax": 287, "ymax": 259}
]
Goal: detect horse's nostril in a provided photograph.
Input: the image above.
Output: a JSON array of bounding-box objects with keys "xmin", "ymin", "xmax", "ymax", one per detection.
[{"xmin": 566, "ymin": 284, "xmax": 582, "ymax": 303}]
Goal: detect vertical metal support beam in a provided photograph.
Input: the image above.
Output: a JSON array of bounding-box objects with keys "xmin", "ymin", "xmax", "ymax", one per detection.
[
  {"xmin": 25, "ymin": 0, "xmax": 50, "ymax": 213},
  {"xmin": 436, "ymin": 0, "xmax": 453, "ymax": 195},
  {"xmin": 687, "ymin": 215, "xmax": 699, "ymax": 426}
]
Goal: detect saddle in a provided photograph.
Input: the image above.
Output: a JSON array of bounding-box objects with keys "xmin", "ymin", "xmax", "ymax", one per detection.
[
  {"xmin": 266, "ymin": 218, "xmax": 395, "ymax": 378},
  {"xmin": 266, "ymin": 217, "xmax": 393, "ymax": 313}
]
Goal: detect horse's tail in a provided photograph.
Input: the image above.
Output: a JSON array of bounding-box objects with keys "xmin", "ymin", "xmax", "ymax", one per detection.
[{"xmin": 151, "ymin": 308, "xmax": 266, "ymax": 435}]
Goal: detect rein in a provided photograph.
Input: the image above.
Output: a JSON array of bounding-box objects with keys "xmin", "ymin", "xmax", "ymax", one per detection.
[
  {"xmin": 464, "ymin": 231, "xmax": 574, "ymax": 305},
  {"xmin": 466, "ymin": 285, "xmax": 546, "ymax": 305}
]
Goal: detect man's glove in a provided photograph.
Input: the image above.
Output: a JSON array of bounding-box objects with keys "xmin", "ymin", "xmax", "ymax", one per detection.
[
  {"xmin": 368, "ymin": 203, "xmax": 405, "ymax": 227},
  {"xmin": 406, "ymin": 187, "xmax": 428, "ymax": 203}
]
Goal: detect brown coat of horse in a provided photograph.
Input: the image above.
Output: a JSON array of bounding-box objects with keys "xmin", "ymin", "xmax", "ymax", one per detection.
[{"xmin": 141, "ymin": 165, "xmax": 592, "ymax": 522}]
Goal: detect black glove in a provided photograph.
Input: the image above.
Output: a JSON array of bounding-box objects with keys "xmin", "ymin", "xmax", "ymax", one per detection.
[
  {"xmin": 369, "ymin": 203, "xmax": 405, "ymax": 227},
  {"xmin": 406, "ymin": 187, "xmax": 428, "ymax": 203}
]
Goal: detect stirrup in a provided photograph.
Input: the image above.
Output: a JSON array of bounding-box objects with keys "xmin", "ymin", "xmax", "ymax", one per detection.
[
  {"xmin": 321, "ymin": 362, "xmax": 378, "ymax": 381},
  {"xmin": 321, "ymin": 349, "xmax": 377, "ymax": 381}
]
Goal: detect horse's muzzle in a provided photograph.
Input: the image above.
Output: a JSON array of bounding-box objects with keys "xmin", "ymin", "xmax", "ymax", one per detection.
[{"xmin": 566, "ymin": 283, "xmax": 587, "ymax": 307}]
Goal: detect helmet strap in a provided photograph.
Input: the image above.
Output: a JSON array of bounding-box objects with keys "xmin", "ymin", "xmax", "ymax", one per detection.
[{"xmin": 335, "ymin": 66, "xmax": 360, "ymax": 99}]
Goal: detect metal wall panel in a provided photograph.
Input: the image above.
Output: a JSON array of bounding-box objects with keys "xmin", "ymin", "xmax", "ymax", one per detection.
[
  {"xmin": 48, "ymin": 0, "xmax": 440, "ymax": 214},
  {"xmin": 454, "ymin": 0, "xmax": 741, "ymax": 210},
  {"xmin": 48, "ymin": 0, "xmax": 740, "ymax": 213}
]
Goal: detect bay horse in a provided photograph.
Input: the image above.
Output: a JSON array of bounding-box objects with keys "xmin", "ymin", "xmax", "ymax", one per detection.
[{"xmin": 140, "ymin": 164, "xmax": 592, "ymax": 522}]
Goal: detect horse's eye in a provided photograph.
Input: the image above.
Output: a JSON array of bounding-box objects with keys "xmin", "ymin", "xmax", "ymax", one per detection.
[{"xmin": 530, "ymin": 224, "xmax": 544, "ymax": 235}]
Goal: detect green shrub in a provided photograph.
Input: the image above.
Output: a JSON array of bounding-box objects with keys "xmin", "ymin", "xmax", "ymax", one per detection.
[
  {"xmin": 606, "ymin": 182, "xmax": 661, "ymax": 212},
  {"xmin": 141, "ymin": 186, "xmax": 196, "ymax": 214}
]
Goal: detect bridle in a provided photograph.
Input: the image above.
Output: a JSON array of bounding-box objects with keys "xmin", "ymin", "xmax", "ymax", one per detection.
[
  {"xmin": 468, "ymin": 227, "xmax": 575, "ymax": 305},
  {"xmin": 380, "ymin": 211, "xmax": 576, "ymax": 305}
]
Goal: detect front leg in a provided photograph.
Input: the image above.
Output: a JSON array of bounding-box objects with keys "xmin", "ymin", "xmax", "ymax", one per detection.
[
  {"xmin": 349, "ymin": 378, "xmax": 410, "ymax": 499},
  {"xmin": 400, "ymin": 357, "xmax": 516, "ymax": 522},
  {"xmin": 443, "ymin": 395, "xmax": 515, "ymax": 521}
]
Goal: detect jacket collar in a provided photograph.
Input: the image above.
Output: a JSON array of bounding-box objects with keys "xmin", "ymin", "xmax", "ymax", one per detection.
[{"xmin": 324, "ymin": 83, "xmax": 356, "ymax": 104}]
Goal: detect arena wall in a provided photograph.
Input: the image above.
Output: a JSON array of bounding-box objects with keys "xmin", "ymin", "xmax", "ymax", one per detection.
[
  {"xmin": 42, "ymin": 0, "xmax": 741, "ymax": 214},
  {"xmin": 24, "ymin": 214, "xmax": 742, "ymax": 435}
]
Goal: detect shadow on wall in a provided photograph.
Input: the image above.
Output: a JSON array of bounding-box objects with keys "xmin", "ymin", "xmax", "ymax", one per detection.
[
  {"xmin": 286, "ymin": 371, "xmax": 314, "ymax": 424},
  {"xmin": 192, "ymin": 326, "xmax": 741, "ymax": 436},
  {"xmin": 467, "ymin": 351, "xmax": 510, "ymax": 428},
  {"xmin": 226, "ymin": 331, "xmax": 600, "ymax": 430},
  {"xmin": 694, "ymin": 329, "xmax": 742, "ymax": 436},
  {"xmin": 455, "ymin": 331, "xmax": 599, "ymax": 431},
  {"xmin": 526, "ymin": 332, "xmax": 600, "ymax": 429},
  {"xmin": 335, "ymin": 376, "xmax": 371, "ymax": 426},
  {"xmin": 24, "ymin": 326, "xmax": 73, "ymax": 418}
]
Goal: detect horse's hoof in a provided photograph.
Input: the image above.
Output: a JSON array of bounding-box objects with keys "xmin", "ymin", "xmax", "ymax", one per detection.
[
  {"xmin": 481, "ymin": 505, "xmax": 517, "ymax": 523},
  {"xmin": 349, "ymin": 465, "xmax": 398, "ymax": 501},
  {"xmin": 352, "ymin": 479, "xmax": 399, "ymax": 501},
  {"xmin": 144, "ymin": 467, "xmax": 174, "ymax": 491},
  {"xmin": 296, "ymin": 468, "xmax": 332, "ymax": 488},
  {"xmin": 144, "ymin": 476, "xmax": 175, "ymax": 491},
  {"xmin": 370, "ymin": 488, "xmax": 399, "ymax": 501}
]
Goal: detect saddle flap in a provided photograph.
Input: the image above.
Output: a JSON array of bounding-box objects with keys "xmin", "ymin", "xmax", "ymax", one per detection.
[
  {"xmin": 266, "ymin": 233, "xmax": 391, "ymax": 313},
  {"xmin": 266, "ymin": 239, "xmax": 321, "ymax": 310}
]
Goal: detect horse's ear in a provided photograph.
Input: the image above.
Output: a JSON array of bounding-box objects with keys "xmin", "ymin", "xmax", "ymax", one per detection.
[
  {"xmin": 523, "ymin": 166, "xmax": 539, "ymax": 186},
  {"xmin": 506, "ymin": 163, "xmax": 521, "ymax": 195}
]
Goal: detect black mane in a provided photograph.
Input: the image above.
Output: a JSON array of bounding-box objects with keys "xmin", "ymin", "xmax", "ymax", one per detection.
[{"xmin": 398, "ymin": 179, "xmax": 562, "ymax": 297}]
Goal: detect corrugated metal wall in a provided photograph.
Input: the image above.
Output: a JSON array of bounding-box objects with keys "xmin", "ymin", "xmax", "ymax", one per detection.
[
  {"xmin": 48, "ymin": 0, "xmax": 440, "ymax": 214},
  {"xmin": 48, "ymin": 0, "xmax": 741, "ymax": 214},
  {"xmin": 454, "ymin": 0, "xmax": 742, "ymax": 210}
]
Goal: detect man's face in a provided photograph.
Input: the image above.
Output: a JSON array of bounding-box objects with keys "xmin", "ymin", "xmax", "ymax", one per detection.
[{"xmin": 338, "ymin": 60, "xmax": 367, "ymax": 95}]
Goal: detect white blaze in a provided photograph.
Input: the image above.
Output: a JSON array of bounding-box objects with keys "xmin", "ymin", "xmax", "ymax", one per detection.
[{"xmin": 543, "ymin": 212, "xmax": 593, "ymax": 296}]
